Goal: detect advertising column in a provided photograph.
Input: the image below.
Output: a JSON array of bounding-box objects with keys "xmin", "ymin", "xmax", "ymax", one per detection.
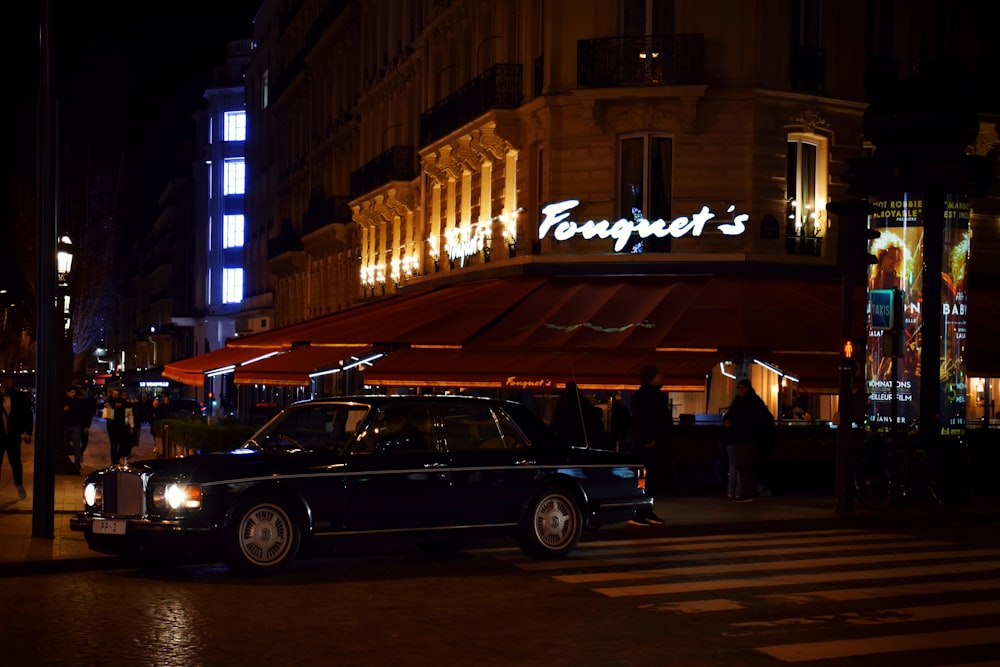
[{"xmin": 865, "ymin": 194, "xmax": 969, "ymax": 432}]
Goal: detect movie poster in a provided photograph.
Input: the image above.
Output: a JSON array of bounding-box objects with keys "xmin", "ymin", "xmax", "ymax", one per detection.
[{"xmin": 865, "ymin": 194, "xmax": 969, "ymax": 431}]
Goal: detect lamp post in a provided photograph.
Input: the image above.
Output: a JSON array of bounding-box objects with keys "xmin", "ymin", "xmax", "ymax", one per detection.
[{"xmin": 33, "ymin": 0, "xmax": 58, "ymax": 538}]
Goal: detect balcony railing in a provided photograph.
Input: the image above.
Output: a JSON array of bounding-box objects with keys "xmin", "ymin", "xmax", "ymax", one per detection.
[
  {"xmin": 420, "ymin": 63, "xmax": 523, "ymax": 146},
  {"xmin": 349, "ymin": 146, "xmax": 417, "ymax": 198},
  {"xmin": 577, "ymin": 34, "xmax": 704, "ymax": 88},
  {"xmin": 268, "ymin": 220, "xmax": 303, "ymax": 259},
  {"xmin": 302, "ymin": 195, "xmax": 352, "ymax": 235},
  {"xmin": 790, "ymin": 45, "xmax": 825, "ymax": 93}
]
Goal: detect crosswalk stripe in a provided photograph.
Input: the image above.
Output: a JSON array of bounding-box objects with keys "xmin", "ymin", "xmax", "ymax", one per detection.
[
  {"xmin": 759, "ymin": 578, "xmax": 1000, "ymax": 604},
  {"xmin": 634, "ymin": 580, "xmax": 1000, "ymax": 614},
  {"xmin": 595, "ymin": 560, "xmax": 1000, "ymax": 597},
  {"xmin": 516, "ymin": 539, "xmax": 955, "ymax": 571},
  {"xmin": 556, "ymin": 548, "xmax": 1000, "ymax": 584},
  {"xmin": 755, "ymin": 625, "xmax": 1000, "ymax": 662}
]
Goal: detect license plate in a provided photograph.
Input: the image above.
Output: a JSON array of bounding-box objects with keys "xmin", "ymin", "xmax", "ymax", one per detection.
[{"xmin": 93, "ymin": 519, "xmax": 127, "ymax": 535}]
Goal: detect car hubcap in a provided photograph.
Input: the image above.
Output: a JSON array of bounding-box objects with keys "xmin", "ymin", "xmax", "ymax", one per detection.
[
  {"xmin": 535, "ymin": 495, "xmax": 573, "ymax": 547},
  {"xmin": 240, "ymin": 505, "xmax": 291, "ymax": 565}
]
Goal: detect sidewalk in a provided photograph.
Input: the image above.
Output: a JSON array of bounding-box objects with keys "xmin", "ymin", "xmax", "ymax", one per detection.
[
  {"xmin": 0, "ymin": 420, "xmax": 158, "ymax": 565},
  {"xmin": 2, "ymin": 424, "xmax": 999, "ymax": 569}
]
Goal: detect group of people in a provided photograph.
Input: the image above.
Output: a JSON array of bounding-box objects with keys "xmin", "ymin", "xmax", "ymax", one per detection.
[
  {"xmin": 3, "ymin": 380, "xmax": 188, "ymax": 499},
  {"xmin": 550, "ymin": 366, "xmax": 777, "ymax": 525}
]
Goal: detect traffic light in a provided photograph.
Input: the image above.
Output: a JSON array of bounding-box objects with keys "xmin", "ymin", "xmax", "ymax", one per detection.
[{"xmin": 843, "ymin": 339, "xmax": 854, "ymax": 359}]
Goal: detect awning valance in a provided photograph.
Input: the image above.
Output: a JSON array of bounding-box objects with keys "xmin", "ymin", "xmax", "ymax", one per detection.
[{"xmin": 364, "ymin": 348, "xmax": 724, "ymax": 392}]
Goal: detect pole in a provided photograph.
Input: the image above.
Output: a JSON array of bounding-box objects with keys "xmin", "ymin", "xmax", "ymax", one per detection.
[
  {"xmin": 828, "ymin": 199, "xmax": 876, "ymax": 513},
  {"xmin": 33, "ymin": 0, "xmax": 56, "ymax": 538}
]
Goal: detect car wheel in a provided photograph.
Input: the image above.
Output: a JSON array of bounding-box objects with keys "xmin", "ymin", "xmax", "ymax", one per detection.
[
  {"xmin": 517, "ymin": 487, "xmax": 582, "ymax": 559},
  {"xmin": 224, "ymin": 496, "xmax": 301, "ymax": 575}
]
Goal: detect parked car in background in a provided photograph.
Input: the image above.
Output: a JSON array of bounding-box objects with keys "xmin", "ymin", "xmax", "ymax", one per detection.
[{"xmin": 71, "ymin": 395, "xmax": 652, "ymax": 574}]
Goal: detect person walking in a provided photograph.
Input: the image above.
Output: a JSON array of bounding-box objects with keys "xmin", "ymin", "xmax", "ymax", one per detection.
[
  {"xmin": 79, "ymin": 387, "xmax": 96, "ymax": 458},
  {"xmin": 62, "ymin": 385, "xmax": 87, "ymax": 472},
  {"xmin": 1, "ymin": 375, "xmax": 34, "ymax": 500},
  {"xmin": 723, "ymin": 378, "xmax": 773, "ymax": 502},
  {"xmin": 104, "ymin": 387, "xmax": 135, "ymax": 465},
  {"xmin": 627, "ymin": 365, "xmax": 670, "ymax": 526}
]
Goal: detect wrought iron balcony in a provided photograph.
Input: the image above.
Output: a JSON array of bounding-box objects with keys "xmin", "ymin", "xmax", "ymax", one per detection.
[
  {"xmin": 268, "ymin": 220, "xmax": 303, "ymax": 259},
  {"xmin": 349, "ymin": 146, "xmax": 417, "ymax": 198},
  {"xmin": 577, "ymin": 34, "xmax": 704, "ymax": 88},
  {"xmin": 302, "ymin": 195, "xmax": 352, "ymax": 235},
  {"xmin": 420, "ymin": 63, "xmax": 523, "ymax": 146}
]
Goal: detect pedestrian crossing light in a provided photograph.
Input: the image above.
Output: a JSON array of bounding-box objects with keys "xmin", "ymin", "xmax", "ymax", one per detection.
[{"xmin": 843, "ymin": 340, "xmax": 854, "ymax": 359}]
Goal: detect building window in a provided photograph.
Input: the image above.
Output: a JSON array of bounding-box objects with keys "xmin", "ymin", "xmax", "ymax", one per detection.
[
  {"xmin": 224, "ymin": 111, "xmax": 246, "ymax": 142},
  {"xmin": 222, "ymin": 267, "xmax": 243, "ymax": 304},
  {"xmin": 789, "ymin": 0, "xmax": 825, "ymax": 92},
  {"xmin": 223, "ymin": 159, "xmax": 245, "ymax": 195},
  {"xmin": 223, "ymin": 214, "xmax": 245, "ymax": 248},
  {"xmin": 786, "ymin": 133, "xmax": 828, "ymax": 255},
  {"xmin": 618, "ymin": 133, "xmax": 673, "ymax": 252}
]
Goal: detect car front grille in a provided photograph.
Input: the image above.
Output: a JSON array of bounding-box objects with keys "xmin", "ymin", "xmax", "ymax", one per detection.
[{"xmin": 101, "ymin": 471, "xmax": 146, "ymax": 518}]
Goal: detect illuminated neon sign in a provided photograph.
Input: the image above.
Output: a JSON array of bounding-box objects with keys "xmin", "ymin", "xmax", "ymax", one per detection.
[{"xmin": 538, "ymin": 199, "xmax": 748, "ymax": 252}]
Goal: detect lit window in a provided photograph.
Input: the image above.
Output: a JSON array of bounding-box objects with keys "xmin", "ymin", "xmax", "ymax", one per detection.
[
  {"xmin": 222, "ymin": 268, "xmax": 243, "ymax": 304},
  {"xmin": 618, "ymin": 133, "xmax": 673, "ymax": 252},
  {"xmin": 223, "ymin": 159, "xmax": 245, "ymax": 195},
  {"xmin": 786, "ymin": 134, "xmax": 828, "ymax": 241},
  {"xmin": 223, "ymin": 215, "xmax": 245, "ymax": 248},
  {"xmin": 224, "ymin": 111, "xmax": 246, "ymax": 142}
]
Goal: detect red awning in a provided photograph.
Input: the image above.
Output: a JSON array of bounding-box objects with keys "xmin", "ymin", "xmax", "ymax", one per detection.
[
  {"xmin": 234, "ymin": 346, "xmax": 378, "ymax": 386},
  {"xmin": 228, "ymin": 278, "xmax": 546, "ymax": 349},
  {"xmin": 162, "ymin": 347, "xmax": 285, "ymax": 386},
  {"xmin": 467, "ymin": 275, "xmax": 856, "ymax": 353},
  {"xmin": 364, "ymin": 348, "xmax": 723, "ymax": 392}
]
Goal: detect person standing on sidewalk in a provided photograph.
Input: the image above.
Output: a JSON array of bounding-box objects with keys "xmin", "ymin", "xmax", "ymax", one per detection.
[
  {"xmin": 1, "ymin": 375, "xmax": 34, "ymax": 500},
  {"xmin": 723, "ymin": 378, "xmax": 772, "ymax": 502},
  {"xmin": 627, "ymin": 365, "xmax": 670, "ymax": 526}
]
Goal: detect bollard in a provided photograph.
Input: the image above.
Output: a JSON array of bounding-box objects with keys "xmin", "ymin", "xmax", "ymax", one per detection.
[{"xmin": 163, "ymin": 424, "xmax": 170, "ymax": 458}]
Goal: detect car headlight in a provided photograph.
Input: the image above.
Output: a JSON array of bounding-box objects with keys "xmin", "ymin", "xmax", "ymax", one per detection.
[
  {"xmin": 153, "ymin": 483, "xmax": 203, "ymax": 511},
  {"xmin": 83, "ymin": 482, "xmax": 100, "ymax": 507}
]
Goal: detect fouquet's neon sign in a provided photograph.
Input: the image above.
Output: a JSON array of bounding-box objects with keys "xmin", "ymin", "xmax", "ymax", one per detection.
[{"xmin": 538, "ymin": 199, "xmax": 748, "ymax": 252}]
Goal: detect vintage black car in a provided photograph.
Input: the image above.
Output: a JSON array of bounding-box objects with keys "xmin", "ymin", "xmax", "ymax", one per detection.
[{"xmin": 71, "ymin": 395, "xmax": 651, "ymax": 574}]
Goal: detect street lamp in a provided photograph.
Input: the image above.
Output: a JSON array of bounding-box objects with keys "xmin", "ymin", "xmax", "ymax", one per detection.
[{"xmin": 57, "ymin": 235, "xmax": 73, "ymax": 333}]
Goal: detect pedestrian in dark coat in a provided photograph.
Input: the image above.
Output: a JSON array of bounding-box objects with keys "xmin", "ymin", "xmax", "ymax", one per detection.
[
  {"xmin": 551, "ymin": 382, "xmax": 607, "ymax": 448},
  {"xmin": 1, "ymin": 375, "xmax": 34, "ymax": 500},
  {"xmin": 723, "ymin": 379, "xmax": 773, "ymax": 502},
  {"xmin": 627, "ymin": 365, "xmax": 671, "ymax": 525}
]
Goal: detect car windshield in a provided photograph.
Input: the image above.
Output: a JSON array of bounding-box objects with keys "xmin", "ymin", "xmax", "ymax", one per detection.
[{"xmin": 244, "ymin": 403, "xmax": 370, "ymax": 454}]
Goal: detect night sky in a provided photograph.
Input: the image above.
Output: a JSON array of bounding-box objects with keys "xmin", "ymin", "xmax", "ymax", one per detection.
[{"xmin": 2, "ymin": 1, "xmax": 259, "ymax": 277}]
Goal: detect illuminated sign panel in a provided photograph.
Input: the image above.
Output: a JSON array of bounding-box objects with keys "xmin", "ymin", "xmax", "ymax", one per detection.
[
  {"xmin": 865, "ymin": 194, "xmax": 969, "ymax": 430},
  {"xmin": 538, "ymin": 200, "xmax": 748, "ymax": 252}
]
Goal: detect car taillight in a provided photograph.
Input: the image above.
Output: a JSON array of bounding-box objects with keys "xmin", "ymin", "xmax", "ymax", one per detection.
[{"xmin": 637, "ymin": 466, "xmax": 646, "ymax": 490}]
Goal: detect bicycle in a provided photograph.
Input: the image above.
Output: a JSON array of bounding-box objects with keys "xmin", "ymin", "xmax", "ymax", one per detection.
[{"xmin": 853, "ymin": 426, "xmax": 963, "ymax": 509}]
